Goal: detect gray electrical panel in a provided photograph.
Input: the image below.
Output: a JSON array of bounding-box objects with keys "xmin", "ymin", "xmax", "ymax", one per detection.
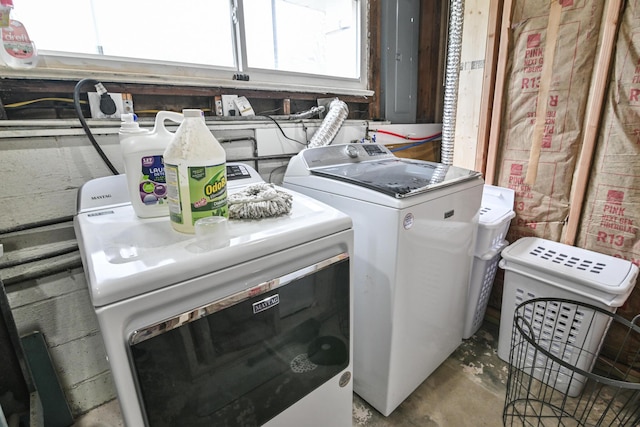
[{"xmin": 381, "ymin": 0, "xmax": 420, "ymax": 124}]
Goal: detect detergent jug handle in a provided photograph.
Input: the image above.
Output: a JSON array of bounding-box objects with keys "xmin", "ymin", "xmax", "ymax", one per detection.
[{"xmin": 152, "ymin": 110, "xmax": 184, "ymax": 135}]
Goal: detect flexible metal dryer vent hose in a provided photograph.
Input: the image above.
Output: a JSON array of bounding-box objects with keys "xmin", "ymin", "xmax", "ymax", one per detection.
[
  {"xmin": 288, "ymin": 105, "xmax": 326, "ymax": 120},
  {"xmin": 441, "ymin": 0, "xmax": 465, "ymax": 166},
  {"xmin": 308, "ymin": 99, "xmax": 349, "ymax": 148}
]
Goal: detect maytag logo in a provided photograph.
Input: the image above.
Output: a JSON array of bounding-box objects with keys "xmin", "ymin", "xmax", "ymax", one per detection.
[
  {"xmin": 91, "ymin": 194, "xmax": 112, "ymax": 200},
  {"xmin": 252, "ymin": 294, "xmax": 280, "ymax": 314}
]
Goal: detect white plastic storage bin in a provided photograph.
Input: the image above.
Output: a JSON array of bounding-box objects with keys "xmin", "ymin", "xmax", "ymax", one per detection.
[
  {"xmin": 476, "ymin": 185, "xmax": 515, "ymax": 256},
  {"xmin": 463, "ymin": 240, "xmax": 508, "ymax": 339},
  {"xmin": 497, "ymin": 238, "xmax": 638, "ymax": 395}
]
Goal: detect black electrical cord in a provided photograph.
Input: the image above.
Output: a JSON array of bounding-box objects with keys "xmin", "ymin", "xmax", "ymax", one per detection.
[
  {"xmin": 73, "ymin": 78, "xmax": 119, "ymax": 175},
  {"xmin": 262, "ymin": 115, "xmax": 308, "ymax": 146}
]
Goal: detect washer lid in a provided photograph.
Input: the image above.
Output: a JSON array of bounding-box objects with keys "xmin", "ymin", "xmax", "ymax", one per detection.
[
  {"xmin": 75, "ymin": 191, "xmax": 352, "ymax": 308},
  {"xmin": 311, "ymin": 158, "xmax": 481, "ymax": 198}
]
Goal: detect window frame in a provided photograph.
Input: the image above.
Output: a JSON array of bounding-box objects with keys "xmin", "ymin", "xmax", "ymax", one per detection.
[{"xmin": 1, "ymin": 0, "xmax": 372, "ymax": 97}]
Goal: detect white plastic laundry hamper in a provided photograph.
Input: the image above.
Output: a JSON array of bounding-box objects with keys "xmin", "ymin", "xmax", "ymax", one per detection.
[
  {"xmin": 463, "ymin": 240, "xmax": 508, "ymax": 339},
  {"xmin": 497, "ymin": 237, "xmax": 638, "ymax": 396},
  {"xmin": 475, "ymin": 185, "xmax": 515, "ymax": 256},
  {"xmin": 462, "ymin": 185, "xmax": 515, "ymax": 339}
]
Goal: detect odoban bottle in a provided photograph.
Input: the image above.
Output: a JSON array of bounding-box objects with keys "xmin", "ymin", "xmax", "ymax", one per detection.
[
  {"xmin": 119, "ymin": 111, "xmax": 183, "ymax": 218},
  {"xmin": 163, "ymin": 109, "xmax": 228, "ymax": 234}
]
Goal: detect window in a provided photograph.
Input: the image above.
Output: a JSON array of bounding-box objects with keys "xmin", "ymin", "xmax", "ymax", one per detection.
[
  {"xmin": 8, "ymin": 0, "xmax": 368, "ymax": 94},
  {"xmin": 12, "ymin": 0, "xmax": 236, "ymax": 67},
  {"xmin": 242, "ymin": 0, "xmax": 360, "ymax": 78}
]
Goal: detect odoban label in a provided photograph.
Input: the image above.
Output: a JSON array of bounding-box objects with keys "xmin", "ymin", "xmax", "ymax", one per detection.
[{"xmin": 188, "ymin": 163, "xmax": 228, "ymax": 223}]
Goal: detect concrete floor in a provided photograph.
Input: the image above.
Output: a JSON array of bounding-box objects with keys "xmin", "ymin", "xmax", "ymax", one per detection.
[{"xmin": 71, "ymin": 322, "xmax": 508, "ymax": 427}]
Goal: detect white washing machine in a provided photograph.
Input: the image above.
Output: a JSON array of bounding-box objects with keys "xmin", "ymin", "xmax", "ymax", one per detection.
[
  {"xmin": 283, "ymin": 144, "xmax": 483, "ymax": 416},
  {"xmin": 74, "ymin": 163, "xmax": 354, "ymax": 427}
]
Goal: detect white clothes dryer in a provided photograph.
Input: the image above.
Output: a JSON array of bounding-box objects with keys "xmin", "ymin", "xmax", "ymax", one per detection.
[
  {"xmin": 74, "ymin": 163, "xmax": 354, "ymax": 427},
  {"xmin": 283, "ymin": 144, "xmax": 483, "ymax": 416}
]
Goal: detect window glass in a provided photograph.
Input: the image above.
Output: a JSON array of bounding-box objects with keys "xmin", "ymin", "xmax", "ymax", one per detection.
[
  {"xmin": 12, "ymin": 0, "xmax": 235, "ymax": 67},
  {"xmin": 12, "ymin": 0, "xmax": 98, "ymax": 54},
  {"xmin": 243, "ymin": 0, "xmax": 360, "ymax": 78}
]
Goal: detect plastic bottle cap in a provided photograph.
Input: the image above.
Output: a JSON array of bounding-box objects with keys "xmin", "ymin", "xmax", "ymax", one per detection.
[
  {"xmin": 195, "ymin": 216, "xmax": 229, "ymax": 250},
  {"xmin": 119, "ymin": 113, "xmax": 142, "ymax": 131},
  {"xmin": 183, "ymin": 109, "xmax": 204, "ymax": 118}
]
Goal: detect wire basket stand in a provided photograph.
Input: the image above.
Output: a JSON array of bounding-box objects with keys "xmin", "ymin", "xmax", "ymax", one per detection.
[{"xmin": 503, "ymin": 298, "xmax": 640, "ymax": 426}]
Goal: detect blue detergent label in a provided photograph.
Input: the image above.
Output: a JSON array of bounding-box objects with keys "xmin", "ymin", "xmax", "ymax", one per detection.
[{"xmin": 138, "ymin": 155, "xmax": 167, "ymax": 205}]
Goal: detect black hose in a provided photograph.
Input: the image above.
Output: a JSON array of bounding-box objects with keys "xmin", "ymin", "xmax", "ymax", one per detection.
[{"xmin": 73, "ymin": 78, "xmax": 119, "ymax": 175}]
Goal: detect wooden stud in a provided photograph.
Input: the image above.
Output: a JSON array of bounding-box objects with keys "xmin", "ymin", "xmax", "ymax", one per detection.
[
  {"xmin": 415, "ymin": 0, "xmax": 445, "ymax": 123},
  {"xmin": 485, "ymin": 0, "xmax": 515, "ymax": 184},
  {"xmin": 0, "ymin": 96, "xmax": 7, "ymax": 120},
  {"xmin": 475, "ymin": 0, "xmax": 505, "ymax": 175},
  {"xmin": 368, "ymin": 0, "xmax": 382, "ymax": 119}
]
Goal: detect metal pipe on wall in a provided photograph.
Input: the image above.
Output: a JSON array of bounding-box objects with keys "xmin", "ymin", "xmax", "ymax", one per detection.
[{"xmin": 441, "ymin": 0, "xmax": 465, "ymax": 166}]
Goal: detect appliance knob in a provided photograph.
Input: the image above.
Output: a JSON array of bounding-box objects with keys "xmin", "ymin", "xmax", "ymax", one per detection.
[{"xmin": 345, "ymin": 145, "xmax": 359, "ymax": 158}]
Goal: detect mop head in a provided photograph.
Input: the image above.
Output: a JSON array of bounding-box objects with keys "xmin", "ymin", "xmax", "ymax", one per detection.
[{"xmin": 228, "ymin": 183, "xmax": 293, "ymax": 219}]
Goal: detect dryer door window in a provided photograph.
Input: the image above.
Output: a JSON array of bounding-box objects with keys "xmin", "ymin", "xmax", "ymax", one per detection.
[{"xmin": 128, "ymin": 254, "xmax": 350, "ymax": 427}]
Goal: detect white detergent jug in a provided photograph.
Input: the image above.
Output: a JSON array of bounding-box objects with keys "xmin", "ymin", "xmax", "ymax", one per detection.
[{"xmin": 119, "ymin": 111, "xmax": 184, "ymax": 218}]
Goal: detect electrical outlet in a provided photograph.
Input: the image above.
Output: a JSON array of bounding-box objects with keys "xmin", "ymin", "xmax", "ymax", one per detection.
[
  {"xmin": 214, "ymin": 96, "xmax": 223, "ymax": 116},
  {"xmin": 221, "ymin": 94, "xmax": 238, "ymax": 116},
  {"xmin": 88, "ymin": 92, "xmax": 125, "ymax": 119}
]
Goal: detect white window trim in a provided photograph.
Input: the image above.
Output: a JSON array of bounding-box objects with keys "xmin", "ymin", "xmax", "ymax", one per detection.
[{"xmin": 0, "ymin": 1, "xmax": 372, "ymax": 98}]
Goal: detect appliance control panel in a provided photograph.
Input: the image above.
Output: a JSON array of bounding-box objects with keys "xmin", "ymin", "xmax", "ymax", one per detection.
[
  {"xmin": 302, "ymin": 143, "xmax": 395, "ymax": 169},
  {"xmin": 226, "ymin": 163, "xmax": 263, "ymax": 186}
]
